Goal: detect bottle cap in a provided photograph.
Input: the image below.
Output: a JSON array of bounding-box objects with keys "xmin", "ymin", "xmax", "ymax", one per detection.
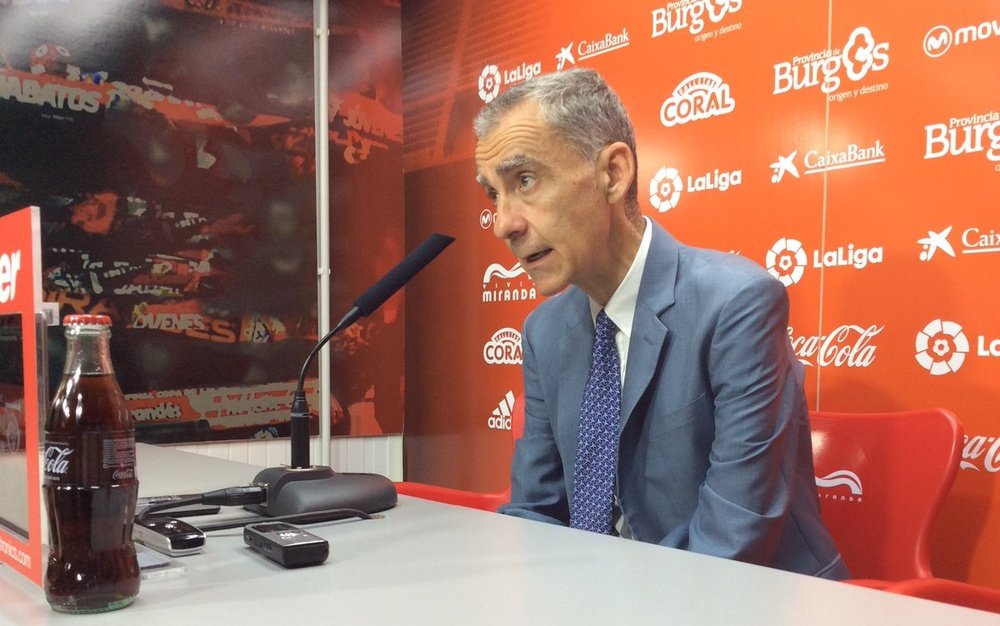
[{"xmin": 63, "ymin": 314, "xmax": 112, "ymax": 326}]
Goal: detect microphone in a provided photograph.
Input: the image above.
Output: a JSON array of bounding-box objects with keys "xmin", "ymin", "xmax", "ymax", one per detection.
[{"xmin": 245, "ymin": 233, "xmax": 455, "ymax": 518}]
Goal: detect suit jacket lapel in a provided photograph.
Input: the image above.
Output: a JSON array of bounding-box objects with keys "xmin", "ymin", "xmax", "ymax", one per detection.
[
  {"xmin": 621, "ymin": 223, "xmax": 678, "ymax": 431},
  {"xmin": 556, "ymin": 288, "xmax": 593, "ymax": 467}
]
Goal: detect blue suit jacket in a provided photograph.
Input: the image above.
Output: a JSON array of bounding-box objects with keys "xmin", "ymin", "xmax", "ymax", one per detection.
[{"xmin": 500, "ymin": 222, "xmax": 849, "ymax": 579}]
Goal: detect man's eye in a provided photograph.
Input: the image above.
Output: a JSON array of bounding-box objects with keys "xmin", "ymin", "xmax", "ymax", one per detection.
[
  {"xmin": 519, "ymin": 174, "xmax": 535, "ymax": 189},
  {"xmin": 487, "ymin": 189, "xmax": 499, "ymax": 205}
]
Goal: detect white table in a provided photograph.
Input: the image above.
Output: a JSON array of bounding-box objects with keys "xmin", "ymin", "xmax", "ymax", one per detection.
[{"xmin": 2, "ymin": 445, "xmax": 999, "ymax": 625}]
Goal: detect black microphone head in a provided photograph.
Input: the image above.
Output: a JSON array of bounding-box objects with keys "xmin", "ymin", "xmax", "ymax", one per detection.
[{"xmin": 353, "ymin": 233, "xmax": 455, "ymax": 317}]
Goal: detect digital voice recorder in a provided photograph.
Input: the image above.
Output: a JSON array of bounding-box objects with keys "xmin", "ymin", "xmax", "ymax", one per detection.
[{"xmin": 243, "ymin": 522, "xmax": 329, "ymax": 568}]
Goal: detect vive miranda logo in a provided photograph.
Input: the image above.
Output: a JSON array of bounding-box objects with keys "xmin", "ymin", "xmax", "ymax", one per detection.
[{"xmin": 482, "ymin": 261, "xmax": 537, "ymax": 304}]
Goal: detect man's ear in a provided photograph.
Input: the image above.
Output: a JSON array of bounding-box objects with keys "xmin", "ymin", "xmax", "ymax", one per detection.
[{"xmin": 598, "ymin": 141, "xmax": 636, "ymax": 205}]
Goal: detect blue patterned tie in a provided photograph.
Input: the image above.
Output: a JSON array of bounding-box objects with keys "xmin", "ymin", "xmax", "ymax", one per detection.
[{"xmin": 570, "ymin": 310, "xmax": 621, "ymax": 534}]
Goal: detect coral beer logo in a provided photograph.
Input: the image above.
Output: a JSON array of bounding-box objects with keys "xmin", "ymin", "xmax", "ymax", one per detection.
[
  {"xmin": 0, "ymin": 248, "xmax": 21, "ymax": 304},
  {"xmin": 924, "ymin": 109, "xmax": 1000, "ymax": 169},
  {"xmin": 483, "ymin": 327, "xmax": 523, "ymax": 365},
  {"xmin": 773, "ymin": 26, "xmax": 890, "ymax": 96},
  {"xmin": 766, "ymin": 237, "xmax": 884, "ymax": 286},
  {"xmin": 482, "ymin": 261, "xmax": 537, "ymax": 304},
  {"xmin": 815, "ymin": 470, "xmax": 863, "ymax": 503},
  {"xmin": 477, "ymin": 61, "xmax": 542, "ymax": 103},
  {"xmin": 923, "ymin": 19, "xmax": 1000, "ymax": 58},
  {"xmin": 659, "ymin": 71, "xmax": 735, "ymax": 127},
  {"xmin": 915, "ymin": 319, "xmax": 969, "ymax": 375},
  {"xmin": 651, "ymin": 0, "xmax": 743, "ymax": 38},
  {"xmin": 648, "ymin": 164, "xmax": 742, "ymax": 213},
  {"xmin": 788, "ymin": 324, "xmax": 883, "ymax": 368}
]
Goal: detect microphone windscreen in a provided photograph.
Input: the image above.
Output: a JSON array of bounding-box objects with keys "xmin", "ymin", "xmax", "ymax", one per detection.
[{"xmin": 353, "ymin": 233, "xmax": 455, "ymax": 316}]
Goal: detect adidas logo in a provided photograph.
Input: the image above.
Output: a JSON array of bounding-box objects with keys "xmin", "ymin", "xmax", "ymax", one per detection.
[{"xmin": 487, "ymin": 391, "xmax": 515, "ymax": 430}]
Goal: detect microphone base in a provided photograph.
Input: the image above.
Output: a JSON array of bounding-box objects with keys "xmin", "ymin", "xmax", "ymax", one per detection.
[{"xmin": 245, "ymin": 465, "xmax": 397, "ymax": 517}]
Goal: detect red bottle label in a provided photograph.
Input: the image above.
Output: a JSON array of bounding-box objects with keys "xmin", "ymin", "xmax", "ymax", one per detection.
[{"xmin": 43, "ymin": 430, "xmax": 136, "ymax": 486}]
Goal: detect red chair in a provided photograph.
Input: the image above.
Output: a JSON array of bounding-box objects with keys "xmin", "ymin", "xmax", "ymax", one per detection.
[
  {"xmin": 395, "ymin": 393, "xmax": 524, "ymax": 512},
  {"xmin": 809, "ymin": 408, "xmax": 963, "ymax": 588},
  {"xmin": 886, "ymin": 577, "xmax": 1000, "ymax": 614}
]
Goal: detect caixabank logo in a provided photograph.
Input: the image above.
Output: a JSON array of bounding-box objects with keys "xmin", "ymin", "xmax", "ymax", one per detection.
[
  {"xmin": 773, "ymin": 26, "xmax": 889, "ymax": 97},
  {"xmin": 769, "ymin": 139, "xmax": 886, "ymax": 182},
  {"xmin": 923, "ymin": 18, "xmax": 1000, "ymax": 58},
  {"xmin": 766, "ymin": 238, "xmax": 884, "ymax": 286},
  {"xmin": 924, "ymin": 109, "xmax": 1000, "ymax": 171},
  {"xmin": 659, "ymin": 71, "xmax": 735, "ymax": 127},
  {"xmin": 648, "ymin": 164, "xmax": 742, "ymax": 212},
  {"xmin": 555, "ymin": 28, "xmax": 630, "ymax": 71},
  {"xmin": 477, "ymin": 61, "xmax": 543, "ymax": 103},
  {"xmin": 650, "ymin": 0, "xmax": 743, "ymax": 40},
  {"xmin": 918, "ymin": 224, "xmax": 1000, "ymax": 261}
]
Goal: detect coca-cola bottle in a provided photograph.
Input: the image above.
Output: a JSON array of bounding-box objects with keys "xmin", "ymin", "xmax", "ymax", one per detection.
[{"xmin": 43, "ymin": 314, "xmax": 140, "ymax": 613}]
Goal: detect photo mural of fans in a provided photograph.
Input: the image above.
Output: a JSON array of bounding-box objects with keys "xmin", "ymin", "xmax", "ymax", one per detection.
[{"xmin": 0, "ymin": 0, "xmax": 405, "ymax": 440}]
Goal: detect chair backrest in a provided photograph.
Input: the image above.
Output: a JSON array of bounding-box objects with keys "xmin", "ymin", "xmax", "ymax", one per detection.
[
  {"xmin": 886, "ymin": 577, "xmax": 1000, "ymax": 614},
  {"xmin": 809, "ymin": 408, "xmax": 963, "ymax": 581},
  {"xmin": 395, "ymin": 393, "xmax": 524, "ymax": 511}
]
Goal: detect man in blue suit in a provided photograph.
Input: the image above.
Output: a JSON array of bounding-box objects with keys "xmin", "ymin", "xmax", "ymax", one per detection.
[{"xmin": 473, "ymin": 68, "xmax": 848, "ymax": 579}]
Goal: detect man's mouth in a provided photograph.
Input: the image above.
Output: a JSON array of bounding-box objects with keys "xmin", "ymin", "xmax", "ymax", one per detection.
[{"xmin": 524, "ymin": 249, "xmax": 552, "ymax": 264}]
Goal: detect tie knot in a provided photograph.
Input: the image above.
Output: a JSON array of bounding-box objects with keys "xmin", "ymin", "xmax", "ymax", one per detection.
[{"xmin": 596, "ymin": 310, "xmax": 616, "ymax": 339}]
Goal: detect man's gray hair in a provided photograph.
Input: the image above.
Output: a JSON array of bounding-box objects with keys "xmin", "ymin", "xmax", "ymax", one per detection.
[{"xmin": 473, "ymin": 68, "xmax": 639, "ymax": 212}]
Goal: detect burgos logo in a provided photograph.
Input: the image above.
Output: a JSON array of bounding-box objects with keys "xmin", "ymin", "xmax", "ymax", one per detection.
[
  {"xmin": 651, "ymin": 0, "xmax": 743, "ymax": 37},
  {"xmin": 482, "ymin": 261, "xmax": 537, "ymax": 304},
  {"xmin": 660, "ymin": 71, "xmax": 735, "ymax": 127},
  {"xmin": 923, "ymin": 19, "xmax": 1000, "ymax": 58},
  {"xmin": 483, "ymin": 327, "xmax": 522, "ymax": 365},
  {"xmin": 915, "ymin": 319, "xmax": 969, "ymax": 375},
  {"xmin": 766, "ymin": 238, "xmax": 884, "ymax": 286},
  {"xmin": 766, "ymin": 238, "xmax": 807, "ymax": 286},
  {"xmin": 477, "ymin": 61, "xmax": 542, "ymax": 103},
  {"xmin": 773, "ymin": 26, "xmax": 890, "ymax": 95},
  {"xmin": 648, "ymin": 164, "xmax": 742, "ymax": 213},
  {"xmin": 815, "ymin": 470, "xmax": 863, "ymax": 503},
  {"xmin": 924, "ymin": 109, "xmax": 1000, "ymax": 168}
]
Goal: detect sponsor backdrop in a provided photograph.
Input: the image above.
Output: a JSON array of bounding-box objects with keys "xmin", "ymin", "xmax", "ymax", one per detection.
[
  {"xmin": 400, "ymin": 1, "xmax": 1000, "ymax": 587},
  {"xmin": 0, "ymin": 1, "xmax": 404, "ymax": 440}
]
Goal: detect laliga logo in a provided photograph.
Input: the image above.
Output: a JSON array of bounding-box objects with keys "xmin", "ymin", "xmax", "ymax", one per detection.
[
  {"xmin": 478, "ymin": 65, "xmax": 501, "ymax": 103},
  {"xmin": 773, "ymin": 26, "xmax": 890, "ymax": 95},
  {"xmin": 483, "ymin": 327, "xmax": 523, "ymax": 365},
  {"xmin": 765, "ymin": 238, "xmax": 807, "ymax": 286},
  {"xmin": 815, "ymin": 470, "xmax": 863, "ymax": 503},
  {"xmin": 660, "ymin": 71, "xmax": 735, "ymax": 127},
  {"xmin": 915, "ymin": 319, "xmax": 969, "ymax": 376},
  {"xmin": 649, "ymin": 167, "xmax": 682, "ymax": 212}
]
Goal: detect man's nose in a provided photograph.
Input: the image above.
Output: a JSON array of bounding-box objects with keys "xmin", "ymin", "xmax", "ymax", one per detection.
[{"xmin": 493, "ymin": 196, "xmax": 526, "ymax": 241}]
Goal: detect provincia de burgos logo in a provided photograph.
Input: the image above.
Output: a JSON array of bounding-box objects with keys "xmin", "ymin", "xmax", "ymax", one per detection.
[
  {"xmin": 925, "ymin": 109, "xmax": 1000, "ymax": 171},
  {"xmin": 773, "ymin": 25, "xmax": 889, "ymax": 97}
]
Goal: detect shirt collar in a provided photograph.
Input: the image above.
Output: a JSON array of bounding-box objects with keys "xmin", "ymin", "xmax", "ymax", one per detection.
[{"xmin": 589, "ymin": 216, "xmax": 652, "ymax": 337}]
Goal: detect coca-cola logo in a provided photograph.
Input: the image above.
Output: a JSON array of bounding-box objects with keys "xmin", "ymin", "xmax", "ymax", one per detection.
[
  {"xmin": 961, "ymin": 435, "xmax": 1000, "ymax": 473},
  {"xmin": 112, "ymin": 468, "xmax": 135, "ymax": 481},
  {"xmin": 44, "ymin": 445, "xmax": 73, "ymax": 476},
  {"xmin": 788, "ymin": 324, "xmax": 883, "ymax": 368}
]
